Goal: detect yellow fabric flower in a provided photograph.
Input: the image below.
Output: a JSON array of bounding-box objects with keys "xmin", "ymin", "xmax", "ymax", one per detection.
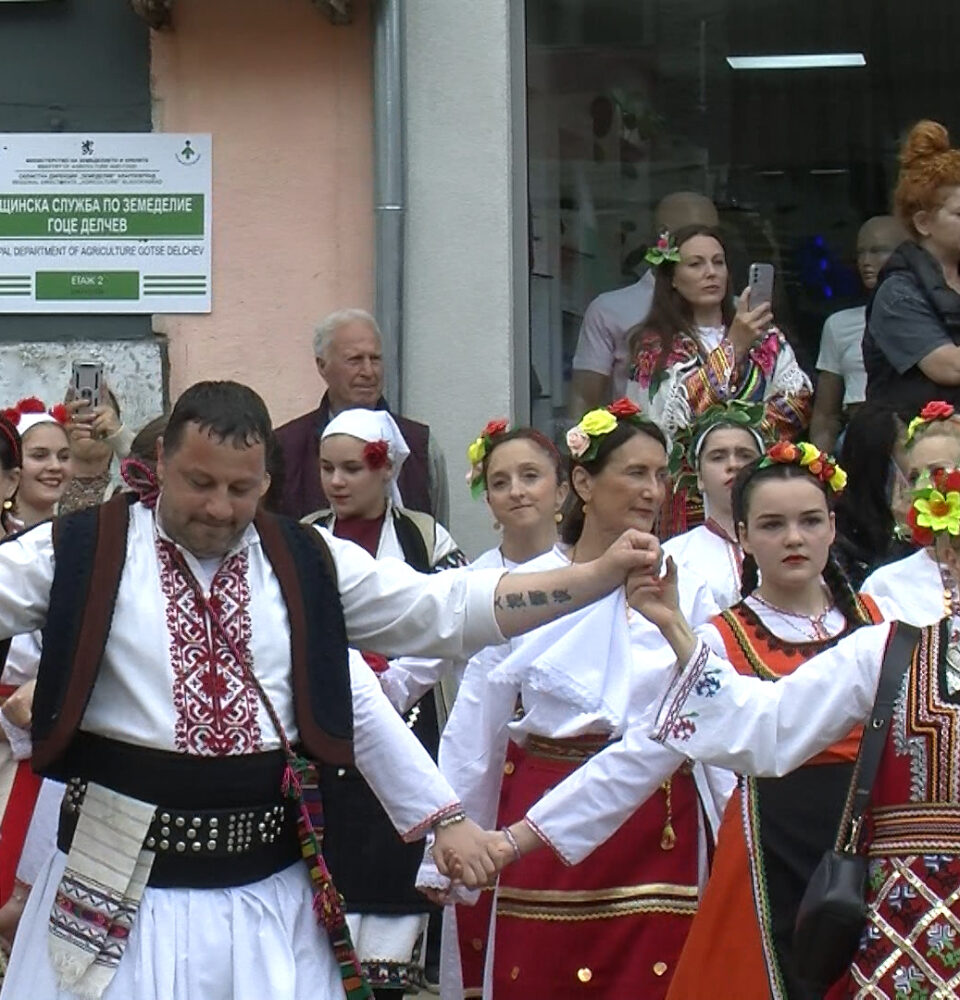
[
  {"xmin": 829, "ymin": 467, "xmax": 848, "ymax": 492},
  {"xmin": 466, "ymin": 437, "xmax": 486, "ymax": 466},
  {"xmin": 796, "ymin": 441, "xmax": 821, "ymax": 467},
  {"xmin": 914, "ymin": 490, "xmax": 960, "ymax": 535},
  {"xmin": 579, "ymin": 408, "xmax": 618, "ymax": 437}
]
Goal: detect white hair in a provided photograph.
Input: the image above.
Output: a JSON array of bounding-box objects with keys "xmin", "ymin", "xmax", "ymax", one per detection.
[{"xmin": 312, "ymin": 309, "xmax": 382, "ymax": 359}]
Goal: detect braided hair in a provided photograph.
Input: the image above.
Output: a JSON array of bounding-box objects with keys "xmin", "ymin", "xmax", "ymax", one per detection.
[{"xmin": 731, "ymin": 458, "xmax": 872, "ymax": 629}]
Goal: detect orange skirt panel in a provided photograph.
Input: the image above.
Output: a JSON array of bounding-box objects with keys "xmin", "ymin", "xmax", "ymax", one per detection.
[{"xmin": 666, "ymin": 788, "xmax": 770, "ymax": 1000}]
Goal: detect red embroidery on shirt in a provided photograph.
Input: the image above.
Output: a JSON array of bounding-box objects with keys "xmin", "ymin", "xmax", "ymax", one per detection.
[{"xmin": 157, "ymin": 542, "xmax": 262, "ymax": 755}]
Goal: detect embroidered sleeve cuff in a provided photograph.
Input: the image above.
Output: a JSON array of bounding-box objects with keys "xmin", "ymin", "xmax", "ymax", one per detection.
[
  {"xmin": 652, "ymin": 640, "xmax": 711, "ymax": 744},
  {"xmin": 523, "ymin": 814, "xmax": 574, "ymax": 867},
  {"xmin": 403, "ymin": 800, "xmax": 464, "ymax": 843}
]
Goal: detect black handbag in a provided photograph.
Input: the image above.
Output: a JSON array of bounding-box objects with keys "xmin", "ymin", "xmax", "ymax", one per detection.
[{"xmin": 793, "ymin": 621, "xmax": 920, "ymax": 990}]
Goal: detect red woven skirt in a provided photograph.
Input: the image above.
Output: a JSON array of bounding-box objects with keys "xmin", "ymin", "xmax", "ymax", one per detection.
[{"xmin": 457, "ymin": 735, "xmax": 700, "ymax": 999}]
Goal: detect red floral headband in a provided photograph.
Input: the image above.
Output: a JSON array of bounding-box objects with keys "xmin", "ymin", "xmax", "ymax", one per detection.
[{"xmin": 2, "ymin": 396, "xmax": 69, "ymax": 429}]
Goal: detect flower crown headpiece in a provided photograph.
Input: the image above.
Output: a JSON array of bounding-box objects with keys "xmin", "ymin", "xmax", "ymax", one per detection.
[
  {"xmin": 668, "ymin": 401, "xmax": 766, "ymax": 493},
  {"xmin": 566, "ymin": 398, "xmax": 647, "ymax": 463},
  {"xmin": 758, "ymin": 440, "xmax": 847, "ymax": 494},
  {"xmin": 644, "ymin": 230, "xmax": 682, "ymax": 267},
  {"xmin": 466, "ymin": 418, "xmax": 510, "ymax": 498},
  {"xmin": 2, "ymin": 396, "xmax": 69, "ymax": 430},
  {"xmin": 906, "ymin": 400, "xmax": 956, "ymax": 445},
  {"xmin": 903, "ymin": 466, "xmax": 960, "ymax": 548}
]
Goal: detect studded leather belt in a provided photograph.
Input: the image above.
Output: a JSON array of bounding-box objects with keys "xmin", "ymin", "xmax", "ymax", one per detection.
[{"xmin": 53, "ymin": 734, "xmax": 303, "ymax": 889}]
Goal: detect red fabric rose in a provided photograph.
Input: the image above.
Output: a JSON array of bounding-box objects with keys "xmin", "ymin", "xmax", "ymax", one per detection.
[
  {"xmin": 2, "ymin": 407, "xmax": 20, "ymax": 427},
  {"xmin": 363, "ymin": 439, "xmax": 390, "ymax": 470},
  {"xmin": 482, "ymin": 418, "xmax": 509, "ymax": 439},
  {"xmin": 607, "ymin": 397, "xmax": 641, "ymax": 419},
  {"xmin": 768, "ymin": 441, "xmax": 799, "ymax": 464},
  {"xmin": 16, "ymin": 397, "xmax": 46, "ymax": 414},
  {"xmin": 920, "ymin": 400, "xmax": 955, "ymax": 422}
]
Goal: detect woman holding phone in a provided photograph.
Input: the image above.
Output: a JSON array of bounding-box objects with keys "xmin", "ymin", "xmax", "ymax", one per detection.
[{"xmin": 626, "ymin": 224, "xmax": 811, "ymax": 535}]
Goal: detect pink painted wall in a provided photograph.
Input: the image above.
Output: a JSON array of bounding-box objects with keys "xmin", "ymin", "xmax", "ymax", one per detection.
[{"xmin": 150, "ymin": 0, "xmax": 373, "ymax": 423}]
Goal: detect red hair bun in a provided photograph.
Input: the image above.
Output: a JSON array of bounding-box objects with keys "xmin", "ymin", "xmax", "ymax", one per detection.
[{"xmin": 901, "ymin": 120, "xmax": 951, "ymax": 169}]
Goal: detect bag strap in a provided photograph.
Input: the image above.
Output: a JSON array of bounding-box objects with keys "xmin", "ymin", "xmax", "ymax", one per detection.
[{"xmin": 840, "ymin": 621, "xmax": 920, "ymax": 852}]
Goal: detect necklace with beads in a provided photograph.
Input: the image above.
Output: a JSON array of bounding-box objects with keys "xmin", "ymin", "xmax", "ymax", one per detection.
[{"xmin": 751, "ymin": 586, "xmax": 835, "ymax": 641}]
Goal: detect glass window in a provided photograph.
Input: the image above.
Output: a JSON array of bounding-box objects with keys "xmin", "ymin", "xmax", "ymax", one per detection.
[{"xmin": 525, "ymin": 0, "xmax": 959, "ymax": 433}]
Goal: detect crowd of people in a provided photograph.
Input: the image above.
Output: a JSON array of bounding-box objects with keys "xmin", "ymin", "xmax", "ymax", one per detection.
[{"xmin": 1, "ymin": 118, "xmax": 960, "ymax": 1000}]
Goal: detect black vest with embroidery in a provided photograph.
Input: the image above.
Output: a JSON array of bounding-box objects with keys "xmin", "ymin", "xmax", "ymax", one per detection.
[{"xmin": 31, "ymin": 493, "xmax": 354, "ymax": 776}]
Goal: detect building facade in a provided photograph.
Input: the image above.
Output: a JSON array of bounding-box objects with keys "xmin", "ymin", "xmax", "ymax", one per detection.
[{"xmin": 1, "ymin": 1, "xmax": 956, "ymax": 555}]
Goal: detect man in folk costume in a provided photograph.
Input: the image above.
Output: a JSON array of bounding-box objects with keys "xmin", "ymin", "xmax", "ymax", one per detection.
[{"xmin": 0, "ymin": 381, "xmax": 663, "ymax": 1000}]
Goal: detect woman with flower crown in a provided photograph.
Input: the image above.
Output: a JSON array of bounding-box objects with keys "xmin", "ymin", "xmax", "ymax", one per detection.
[
  {"xmin": 429, "ymin": 398, "xmax": 727, "ymax": 1000},
  {"xmin": 861, "ymin": 400, "xmax": 960, "ymax": 627},
  {"xmin": 0, "ymin": 399, "xmax": 72, "ymax": 971},
  {"xmin": 385, "ymin": 419, "xmax": 569, "ymax": 991},
  {"xmin": 662, "ymin": 401, "xmax": 766, "ymax": 609},
  {"xmin": 301, "ymin": 407, "xmax": 467, "ymax": 999},
  {"xmin": 626, "ymin": 224, "xmax": 812, "ymax": 535},
  {"xmin": 637, "ymin": 456, "xmax": 960, "ymax": 998}
]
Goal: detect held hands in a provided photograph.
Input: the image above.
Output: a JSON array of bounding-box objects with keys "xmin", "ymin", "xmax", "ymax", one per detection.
[
  {"xmin": 595, "ymin": 530, "xmax": 663, "ymax": 593},
  {"xmin": 433, "ymin": 817, "xmax": 504, "ymax": 890},
  {"xmin": 425, "ymin": 818, "xmax": 539, "ymax": 902},
  {"xmin": 728, "ymin": 287, "xmax": 774, "ymax": 361}
]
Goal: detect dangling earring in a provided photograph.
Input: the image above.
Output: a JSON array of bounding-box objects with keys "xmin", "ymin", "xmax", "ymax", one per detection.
[
  {"xmin": 493, "ymin": 520, "xmax": 501, "ymax": 531},
  {"xmin": 582, "ymin": 502, "xmax": 589, "ymax": 515},
  {"xmin": 554, "ymin": 511, "xmax": 563, "ymax": 524},
  {"xmin": 2, "ymin": 499, "xmax": 11, "ymax": 511}
]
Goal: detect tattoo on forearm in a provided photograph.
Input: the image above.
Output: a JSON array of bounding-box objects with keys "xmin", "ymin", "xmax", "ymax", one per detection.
[{"xmin": 495, "ymin": 588, "xmax": 574, "ymax": 612}]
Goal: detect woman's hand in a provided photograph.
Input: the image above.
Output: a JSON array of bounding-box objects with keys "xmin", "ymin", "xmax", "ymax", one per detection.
[
  {"xmin": 1, "ymin": 679, "xmax": 35, "ymax": 729},
  {"xmin": 728, "ymin": 288, "xmax": 774, "ymax": 361},
  {"xmin": 626, "ymin": 556, "xmax": 679, "ymax": 624},
  {"xmin": 627, "ymin": 558, "xmax": 698, "ymax": 664}
]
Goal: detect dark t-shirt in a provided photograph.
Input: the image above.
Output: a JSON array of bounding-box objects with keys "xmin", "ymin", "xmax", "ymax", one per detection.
[
  {"xmin": 870, "ymin": 273, "xmax": 954, "ymax": 373},
  {"xmin": 864, "ymin": 271, "xmax": 960, "ymax": 415}
]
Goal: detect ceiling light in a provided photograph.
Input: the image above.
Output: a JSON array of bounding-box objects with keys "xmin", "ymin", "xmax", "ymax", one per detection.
[{"xmin": 726, "ymin": 53, "xmax": 866, "ymax": 70}]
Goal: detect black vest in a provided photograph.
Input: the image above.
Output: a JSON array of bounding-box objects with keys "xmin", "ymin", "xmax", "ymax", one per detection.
[{"xmin": 31, "ymin": 493, "xmax": 354, "ymax": 776}]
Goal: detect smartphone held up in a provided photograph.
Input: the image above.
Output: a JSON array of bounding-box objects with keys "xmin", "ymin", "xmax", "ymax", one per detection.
[
  {"xmin": 71, "ymin": 361, "xmax": 105, "ymax": 410},
  {"xmin": 747, "ymin": 262, "xmax": 775, "ymax": 310}
]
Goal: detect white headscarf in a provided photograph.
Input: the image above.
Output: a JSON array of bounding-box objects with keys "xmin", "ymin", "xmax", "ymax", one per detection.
[{"xmin": 321, "ymin": 408, "xmax": 410, "ymax": 508}]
